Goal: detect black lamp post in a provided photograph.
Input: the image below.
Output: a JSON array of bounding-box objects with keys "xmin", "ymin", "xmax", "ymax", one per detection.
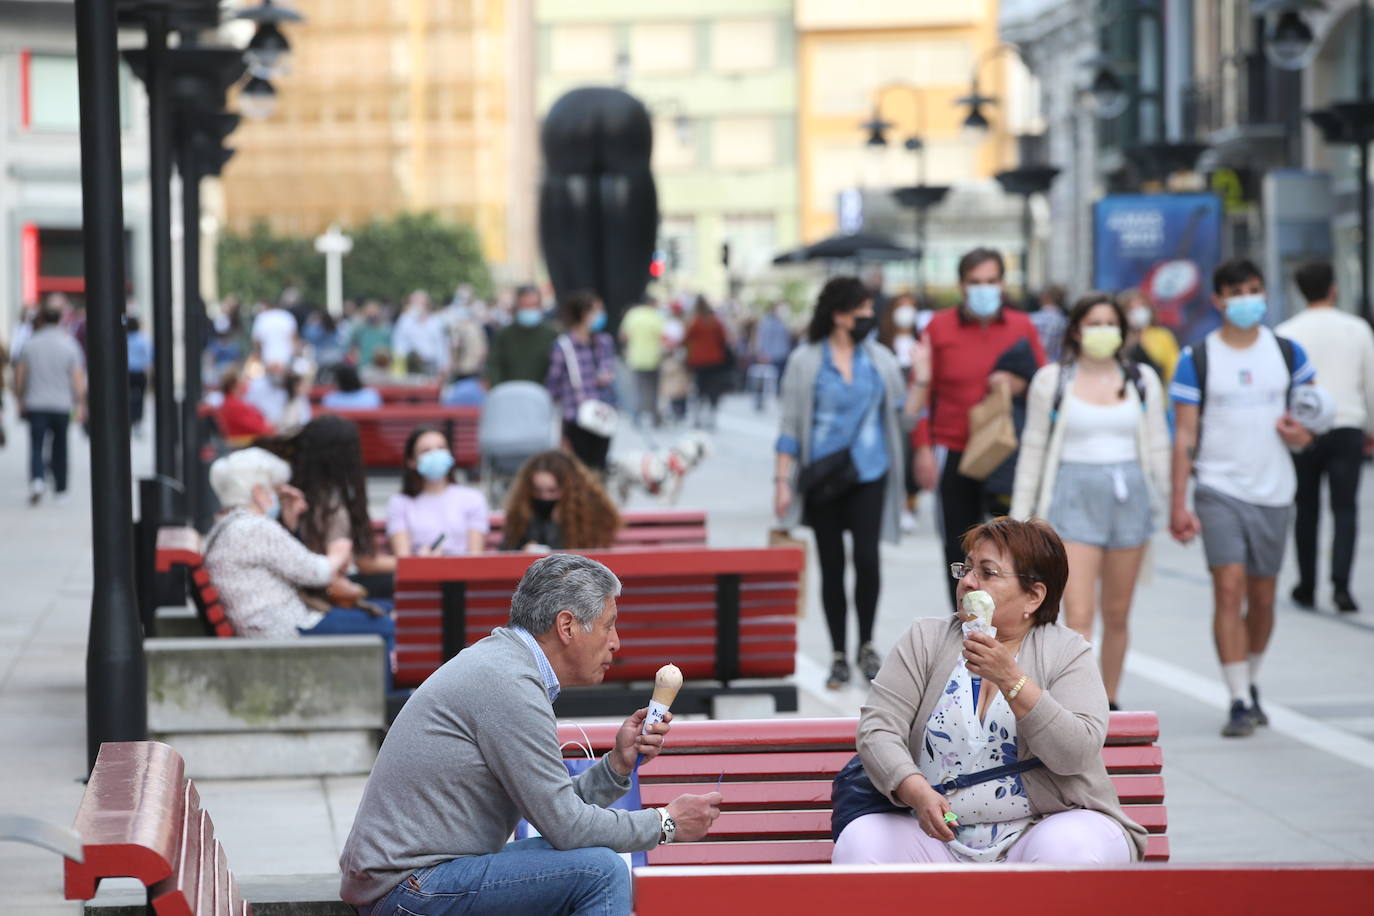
[
  {"xmin": 860, "ymin": 84, "xmax": 950, "ymax": 302},
  {"xmin": 955, "ymin": 43, "xmax": 1060, "ymax": 302},
  {"xmin": 1276, "ymin": 0, "xmax": 1374, "ymax": 326},
  {"xmin": 74, "ymin": 0, "xmax": 147, "ymax": 771}
]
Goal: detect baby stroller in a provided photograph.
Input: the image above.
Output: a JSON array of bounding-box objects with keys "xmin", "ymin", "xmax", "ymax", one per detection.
[{"xmin": 479, "ymin": 381, "xmax": 558, "ymax": 504}]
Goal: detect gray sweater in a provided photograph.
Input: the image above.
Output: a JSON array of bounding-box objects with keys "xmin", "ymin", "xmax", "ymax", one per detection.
[
  {"xmin": 858, "ymin": 616, "xmax": 1148, "ymax": 860},
  {"xmin": 339, "ymin": 628, "xmax": 661, "ymax": 905}
]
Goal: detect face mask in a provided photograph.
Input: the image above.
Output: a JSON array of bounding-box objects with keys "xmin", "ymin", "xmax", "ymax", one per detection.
[
  {"xmin": 1128, "ymin": 306, "xmax": 1153, "ymax": 330},
  {"xmin": 416, "ymin": 448, "xmax": 455, "ymax": 481},
  {"xmin": 966, "ymin": 284, "xmax": 1002, "ymax": 318},
  {"xmin": 532, "ymin": 498, "xmax": 557, "ymax": 517},
  {"xmin": 1079, "ymin": 326, "xmax": 1123, "ymax": 360},
  {"xmin": 893, "ymin": 305, "xmax": 917, "ymax": 330},
  {"xmin": 848, "ymin": 316, "xmax": 875, "ymax": 343},
  {"xmin": 589, "ymin": 312, "xmax": 607, "ymax": 332},
  {"xmin": 1225, "ymin": 294, "xmax": 1267, "ymax": 329},
  {"xmin": 516, "ymin": 309, "xmax": 543, "ymax": 328},
  {"xmin": 263, "ymin": 491, "xmax": 281, "ymax": 522}
]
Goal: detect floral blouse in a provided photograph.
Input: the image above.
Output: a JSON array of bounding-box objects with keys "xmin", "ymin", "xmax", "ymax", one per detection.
[{"xmin": 918, "ymin": 659, "xmax": 1035, "ymax": 862}]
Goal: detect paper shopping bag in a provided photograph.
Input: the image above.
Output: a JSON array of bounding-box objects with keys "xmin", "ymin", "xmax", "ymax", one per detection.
[{"xmin": 959, "ymin": 381, "xmax": 1019, "ymax": 481}]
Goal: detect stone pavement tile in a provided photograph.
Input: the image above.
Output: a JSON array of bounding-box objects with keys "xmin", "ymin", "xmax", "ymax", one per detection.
[
  {"xmin": 193, "ymin": 778, "xmax": 340, "ymax": 875},
  {"xmin": 323, "ymin": 775, "xmax": 368, "ymax": 857}
]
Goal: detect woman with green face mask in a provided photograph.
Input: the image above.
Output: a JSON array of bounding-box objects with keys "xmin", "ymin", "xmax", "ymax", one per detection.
[{"xmin": 1009, "ymin": 293, "xmax": 1171, "ymax": 711}]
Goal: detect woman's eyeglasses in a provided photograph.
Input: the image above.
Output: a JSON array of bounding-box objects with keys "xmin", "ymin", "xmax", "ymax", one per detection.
[{"xmin": 949, "ymin": 562, "xmax": 1040, "ymax": 584}]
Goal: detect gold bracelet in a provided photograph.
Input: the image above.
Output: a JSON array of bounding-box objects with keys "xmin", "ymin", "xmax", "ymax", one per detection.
[{"xmin": 1006, "ymin": 675, "xmax": 1029, "ymax": 700}]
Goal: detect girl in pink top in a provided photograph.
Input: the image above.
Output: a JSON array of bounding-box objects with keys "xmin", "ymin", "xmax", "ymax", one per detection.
[{"xmin": 387, "ymin": 427, "xmax": 490, "ymax": 557}]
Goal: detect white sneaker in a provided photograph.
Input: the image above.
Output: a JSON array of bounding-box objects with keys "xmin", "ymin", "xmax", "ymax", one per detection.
[
  {"xmin": 29, "ymin": 478, "xmax": 46, "ymax": 506},
  {"xmin": 900, "ymin": 511, "xmax": 918, "ymax": 533},
  {"xmin": 54, "ymin": 491, "xmax": 71, "ymax": 506}
]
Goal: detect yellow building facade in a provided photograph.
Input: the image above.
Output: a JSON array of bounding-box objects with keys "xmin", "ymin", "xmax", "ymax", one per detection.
[
  {"xmin": 796, "ymin": 0, "xmax": 1023, "ymax": 242},
  {"xmin": 218, "ymin": 0, "xmax": 536, "ymax": 279}
]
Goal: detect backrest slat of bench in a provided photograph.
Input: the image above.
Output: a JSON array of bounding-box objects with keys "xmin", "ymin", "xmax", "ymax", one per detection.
[{"xmin": 65, "ymin": 742, "xmax": 188, "ymax": 899}]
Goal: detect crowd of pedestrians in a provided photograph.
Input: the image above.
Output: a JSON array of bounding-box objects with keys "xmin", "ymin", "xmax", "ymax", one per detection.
[{"xmin": 775, "ymin": 250, "xmax": 1373, "ymax": 739}]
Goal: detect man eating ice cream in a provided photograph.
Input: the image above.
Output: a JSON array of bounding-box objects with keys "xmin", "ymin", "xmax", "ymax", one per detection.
[{"xmin": 339, "ymin": 554, "xmax": 722, "ymax": 915}]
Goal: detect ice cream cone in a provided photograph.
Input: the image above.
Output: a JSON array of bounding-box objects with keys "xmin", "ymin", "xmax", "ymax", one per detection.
[{"xmin": 651, "ymin": 663, "xmax": 683, "ymax": 707}]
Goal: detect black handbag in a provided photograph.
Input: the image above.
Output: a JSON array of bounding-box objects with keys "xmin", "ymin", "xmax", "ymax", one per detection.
[
  {"xmin": 830, "ymin": 753, "xmax": 1046, "ymax": 841},
  {"xmin": 796, "ymin": 449, "xmax": 858, "ymax": 505}
]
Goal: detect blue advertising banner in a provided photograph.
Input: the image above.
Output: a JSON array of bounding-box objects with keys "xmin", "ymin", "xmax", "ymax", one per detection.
[{"xmin": 1093, "ymin": 193, "xmax": 1223, "ymax": 345}]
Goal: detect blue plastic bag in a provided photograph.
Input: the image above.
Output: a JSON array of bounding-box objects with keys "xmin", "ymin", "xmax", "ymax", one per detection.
[{"xmin": 514, "ymin": 753, "xmax": 648, "ymax": 868}]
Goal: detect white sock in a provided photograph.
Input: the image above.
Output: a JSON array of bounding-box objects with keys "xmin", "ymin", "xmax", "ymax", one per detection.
[
  {"xmin": 1247, "ymin": 652, "xmax": 1264, "ymax": 687},
  {"xmin": 1222, "ymin": 663, "xmax": 1250, "ymax": 704}
]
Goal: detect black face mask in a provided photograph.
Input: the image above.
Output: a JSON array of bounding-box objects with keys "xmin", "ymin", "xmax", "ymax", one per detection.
[
  {"xmin": 532, "ymin": 498, "xmax": 557, "ymax": 517},
  {"xmin": 848, "ymin": 317, "xmax": 875, "ymax": 343}
]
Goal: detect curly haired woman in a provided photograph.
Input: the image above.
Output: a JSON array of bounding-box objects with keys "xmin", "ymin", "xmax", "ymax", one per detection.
[{"xmin": 500, "ymin": 450, "xmax": 621, "ymax": 551}]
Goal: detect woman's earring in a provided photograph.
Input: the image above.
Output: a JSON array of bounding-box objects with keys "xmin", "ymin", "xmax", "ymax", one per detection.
[{"xmin": 1022, "ymin": 612, "xmax": 1031, "ymax": 619}]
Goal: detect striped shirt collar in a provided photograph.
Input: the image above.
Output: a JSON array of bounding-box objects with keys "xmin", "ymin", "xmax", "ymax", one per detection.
[{"xmin": 511, "ymin": 626, "xmax": 561, "ymax": 703}]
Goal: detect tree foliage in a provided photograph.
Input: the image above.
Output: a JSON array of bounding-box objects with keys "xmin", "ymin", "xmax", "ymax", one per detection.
[{"xmin": 217, "ymin": 212, "xmax": 492, "ymax": 306}]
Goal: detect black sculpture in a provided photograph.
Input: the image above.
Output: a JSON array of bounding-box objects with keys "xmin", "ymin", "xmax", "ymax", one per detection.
[{"xmin": 539, "ymin": 87, "xmax": 659, "ymax": 333}]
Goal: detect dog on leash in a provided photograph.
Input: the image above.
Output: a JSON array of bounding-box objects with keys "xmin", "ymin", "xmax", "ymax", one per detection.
[{"xmin": 608, "ymin": 432, "xmax": 710, "ymax": 505}]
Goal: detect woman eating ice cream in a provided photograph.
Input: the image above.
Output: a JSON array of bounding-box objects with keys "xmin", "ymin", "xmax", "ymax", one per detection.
[{"xmin": 833, "ymin": 517, "xmax": 1146, "ymax": 865}]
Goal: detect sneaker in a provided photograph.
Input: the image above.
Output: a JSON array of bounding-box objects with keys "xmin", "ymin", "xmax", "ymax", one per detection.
[
  {"xmin": 857, "ymin": 642, "xmax": 881, "ymax": 680},
  {"xmin": 1249, "ymin": 686, "xmax": 1269, "ymax": 727},
  {"xmin": 53, "ymin": 491, "xmax": 71, "ymax": 507},
  {"xmin": 1290, "ymin": 584, "xmax": 1315, "ymax": 610},
  {"xmin": 1334, "ymin": 589, "xmax": 1360, "ymax": 614},
  {"xmin": 28, "ymin": 478, "xmax": 46, "ymax": 506},
  {"xmin": 899, "ymin": 511, "xmax": 918, "ymax": 534},
  {"xmin": 1108, "ymin": 701, "xmax": 1121, "ymax": 712},
  {"xmin": 826, "ymin": 654, "xmax": 850, "ymax": 690},
  {"xmin": 1221, "ymin": 700, "xmax": 1256, "ymax": 738}
]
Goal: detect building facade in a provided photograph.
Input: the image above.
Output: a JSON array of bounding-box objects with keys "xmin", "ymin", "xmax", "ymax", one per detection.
[
  {"xmin": 798, "ymin": 0, "xmax": 1034, "ymax": 291},
  {"xmin": 535, "ymin": 0, "xmax": 800, "ymax": 299},
  {"xmin": 1, "ymin": 1, "xmax": 150, "ymax": 338},
  {"xmin": 218, "ymin": 0, "xmax": 536, "ymax": 283}
]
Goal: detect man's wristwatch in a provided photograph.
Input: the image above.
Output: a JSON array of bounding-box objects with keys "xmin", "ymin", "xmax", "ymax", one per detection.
[{"xmin": 656, "ymin": 806, "xmax": 677, "ymax": 844}]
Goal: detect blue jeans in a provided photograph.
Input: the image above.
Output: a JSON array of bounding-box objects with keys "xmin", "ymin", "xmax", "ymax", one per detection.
[
  {"xmin": 300, "ymin": 604, "xmax": 396, "ymax": 690},
  {"xmin": 27, "ymin": 410, "xmax": 70, "ymax": 491},
  {"xmin": 359, "ymin": 838, "xmax": 631, "ymax": 916}
]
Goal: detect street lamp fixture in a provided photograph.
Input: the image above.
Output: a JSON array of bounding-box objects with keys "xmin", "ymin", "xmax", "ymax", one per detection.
[
  {"xmin": 1085, "ymin": 58, "xmax": 1130, "ymax": 119},
  {"xmin": 1254, "ymin": 0, "xmax": 1323, "ymax": 72},
  {"xmin": 958, "ymin": 94, "xmax": 995, "ymax": 135},
  {"xmin": 861, "ymin": 107, "xmax": 894, "ymax": 148},
  {"xmin": 235, "ymin": 0, "xmax": 303, "ymax": 79},
  {"xmin": 238, "ymin": 74, "xmax": 278, "ymax": 120}
]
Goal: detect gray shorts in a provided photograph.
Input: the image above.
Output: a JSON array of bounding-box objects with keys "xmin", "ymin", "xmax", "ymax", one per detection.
[
  {"xmin": 1047, "ymin": 461, "xmax": 1154, "ymax": 550},
  {"xmin": 1194, "ymin": 484, "xmax": 1292, "ymax": 578}
]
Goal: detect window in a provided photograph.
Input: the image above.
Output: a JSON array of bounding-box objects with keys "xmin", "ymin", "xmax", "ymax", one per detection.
[
  {"xmin": 712, "ymin": 19, "xmax": 776, "ymax": 72},
  {"xmin": 712, "ymin": 117, "xmax": 775, "ymax": 169},
  {"xmin": 659, "ymin": 215, "xmax": 697, "ymax": 279},
  {"xmin": 629, "ymin": 23, "xmax": 696, "ymax": 75},
  {"xmin": 808, "ymin": 40, "xmax": 973, "ymax": 116},
  {"xmin": 722, "ymin": 214, "xmax": 777, "ymax": 275},
  {"xmin": 652, "ymin": 117, "xmax": 696, "ymax": 172},
  {"xmin": 549, "ymin": 25, "xmax": 617, "ymax": 78},
  {"xmin": 27, "ymin": 54, "xmax": 80, "ymax": 130}
]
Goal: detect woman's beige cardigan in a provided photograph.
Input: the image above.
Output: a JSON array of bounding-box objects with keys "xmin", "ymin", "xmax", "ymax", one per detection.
[{"xmin": 858, "ymin": 616, "xmax": 1148, "ymax": 860}]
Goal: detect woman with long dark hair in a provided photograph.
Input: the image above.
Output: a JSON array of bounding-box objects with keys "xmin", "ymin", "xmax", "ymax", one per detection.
[
  {"xmin": 1011, "ymin": 292, "xmax": 1170, "ymax": 709},
  {"xmin": 774, "ymin": 277, "xmax": 918, "ymax": 688},
  {"xmin": 500, "ymin": 450, "xmax": 621, "ymax": 551},
  {"xmin": 387, "ymin": 426, "xmax": 490, "ymax": 557}
]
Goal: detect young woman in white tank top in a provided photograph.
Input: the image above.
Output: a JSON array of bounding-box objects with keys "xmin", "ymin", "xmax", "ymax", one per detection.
[{"xmin": 1011, "ymin": 294, "xmax": 1171, "ymax": 709}]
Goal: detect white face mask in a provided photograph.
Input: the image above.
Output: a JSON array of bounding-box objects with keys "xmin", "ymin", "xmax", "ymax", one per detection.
[
  {"xmin": 1128, "ymin": 306, "xmax": 1153, "ymax": 330},
  {"xmin": 892, "ymin": 305, "xmax": 917, "ymax": 330}
]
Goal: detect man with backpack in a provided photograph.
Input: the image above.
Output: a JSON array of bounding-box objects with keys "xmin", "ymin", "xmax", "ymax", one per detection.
[{"xmin": 1168, "ymin": 259, "xmax": 1316, "ymax": 738}]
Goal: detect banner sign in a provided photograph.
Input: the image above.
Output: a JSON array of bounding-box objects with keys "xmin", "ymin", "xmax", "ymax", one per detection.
[{"xmin": 1093, "ymin": 193, "xmax": 1223, "ymax": 345}]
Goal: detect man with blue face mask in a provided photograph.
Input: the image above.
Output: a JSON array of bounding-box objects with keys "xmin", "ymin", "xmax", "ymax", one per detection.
[
  {"xmin": 911, "ymin": 248, "xmax": 1047, "ymax": 608},
  {"xmin": 1169, "ymin": 258, "xmax": 1317, "ymax": 738},
  {"xmin": 486, "ymin": 285, "xmax": 558, "ymax": 387}
]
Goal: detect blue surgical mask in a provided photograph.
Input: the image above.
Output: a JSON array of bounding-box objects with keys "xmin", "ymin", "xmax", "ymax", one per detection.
[
  {"xmin": 264, "ymin": 492, "xmax": 281, "ymax": 522},
  {"xmin": 1225, "ymin": 294, "xmax": 1267, "ymax": 329},
  {"xmin": 416, "ymin": 448, "xmax": 455, "ymax": 481},
  {"xmin": 590, "ymin": 312, "xmax": 607, "ymax": 332},
  {"xmin": 516, "ymin": 308, "xmax": 543, "ymax": 328},
  {"xmin": 966, "ymin": 284, "xmax": 1002, "ymax": 318}
]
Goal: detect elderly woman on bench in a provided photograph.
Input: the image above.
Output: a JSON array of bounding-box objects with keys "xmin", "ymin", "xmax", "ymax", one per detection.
[
  {"xmin": 205, "ymin": 447, "xmax": 396, "ymax": 666},
  {"xmin": 835, "ymin": 517, "xmax": 1147, "ymax": 865}
]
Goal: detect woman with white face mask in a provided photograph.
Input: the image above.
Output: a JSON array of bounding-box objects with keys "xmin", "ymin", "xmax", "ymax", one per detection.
[
  {"xmin": 879, "ymin": 293, "xmax": 929, "ymax": 531},
  {"xmin": 1010, "ymin": 294, "xmax": 1171, "ymax": 710}
]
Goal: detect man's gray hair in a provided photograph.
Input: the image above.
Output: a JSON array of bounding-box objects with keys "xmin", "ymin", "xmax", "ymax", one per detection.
[{"xmin": 510, "ymin": 554, "xmax": 622, "ymax": 635}]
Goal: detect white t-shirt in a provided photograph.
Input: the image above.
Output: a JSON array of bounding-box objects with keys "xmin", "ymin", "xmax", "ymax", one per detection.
[
  {"xmin": 252, "ymin": 308, "xmax": 298, "ymax": 366},
  {"xmin": 1170, "ymin": 327, "xmax": 1315, "ymax": 507},
  {"xmin": 1276, "ymin": 306, "xmax": 1374, "ymax": 433}
]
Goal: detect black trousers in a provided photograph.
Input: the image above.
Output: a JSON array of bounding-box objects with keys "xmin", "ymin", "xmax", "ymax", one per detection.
[
  {"xmin": 27, "ymin": 410, "xmax": 70, "ymax": 492},
  {"xmin": 563, "ymin": 419, "xmax": 611, "ymax": 472},
  {"xmin": 938, "ymin": 450, "xmax": 990, "ymax": 608},
  {"xmin": 129, "ymin": 371, "xmax": 148, "ymax": 426},
  {"xmin": 807, "ymin": 475, "xmax": 886, "ymax": 655},
  {"xmin": 1293, "ymin": 427, "xmax": 1365, "ymax": 592}
]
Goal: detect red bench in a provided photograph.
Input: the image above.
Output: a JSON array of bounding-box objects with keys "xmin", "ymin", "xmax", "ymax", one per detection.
[
  {"xmin": 156, "ymin": 527, "xmax": 234, "ymax": 637},
  {"xmin": 64, "ymin": 741, "xmax": 250, "ymax": 915},
  {"xmin": 315, "ymin": 405, "xmax": 480, "ymax": 470},
  {"xmin": 309, "ymin": 382, "xmax": 440, "ymax": 405},
  {"xmin": 556, "ymin": 713, "xmax": 1169, "ymax": 868},
  {"xmin": 394, "ymin": 547, "xmax": 806, "ymax": 714},
  {"xmin": 369, "ymin": 508, "xmax": 710, "ymax": 553}
]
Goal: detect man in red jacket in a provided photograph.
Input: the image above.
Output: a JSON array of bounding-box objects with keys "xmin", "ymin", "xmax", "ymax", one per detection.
[{"xmin": 912, "ymin": 248, "xmax": 1046, "ymax": 606}]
